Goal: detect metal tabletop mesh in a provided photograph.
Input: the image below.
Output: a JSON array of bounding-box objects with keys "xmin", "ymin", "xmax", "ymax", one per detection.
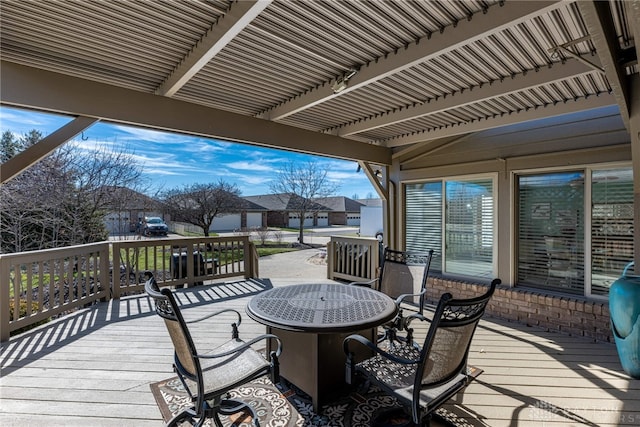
[{"xmin": 247, "ymin": 283, "xmax": 396, "ymax": 331}]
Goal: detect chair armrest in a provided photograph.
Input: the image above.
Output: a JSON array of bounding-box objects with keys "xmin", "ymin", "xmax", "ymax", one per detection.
[
  {"xmin": 403, "ymin": 312, "xmax": 432, "ymax": 328},
  {"xmin": 343, "ymin": 334, "xmax": 419, "ymax": 366},
  {"xmin": 348, "ymin": 278, "xmax": 378, "ymax": 288},
  {"xmin": 393, "ymin": 288, "xmax": 427, "ymax": 306},
  {"xmin": 184, "ymin": 308, "xmax": 242, "ymax": 327},
  {"xmin": 197, "ymin": 334, "xmax": 283, "ymax": 360}
]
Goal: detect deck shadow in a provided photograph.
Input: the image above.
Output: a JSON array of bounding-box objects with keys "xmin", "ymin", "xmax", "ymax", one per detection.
[{"xmin": 0, "ymin": 278, "xmax": 273, "ymax": 374}]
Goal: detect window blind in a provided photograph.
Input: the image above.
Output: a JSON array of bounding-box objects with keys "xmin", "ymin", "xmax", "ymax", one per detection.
[
  {"xmin": 591, "ymin": 168, "xmax": 634, "ymax": 295},
  {"xmin": 405, "ymin": 182, "xmax": 442, "ymax": 272},
  {"xmin": 517, "ymin": 172, "xmax": 584, "ymax": 294}
]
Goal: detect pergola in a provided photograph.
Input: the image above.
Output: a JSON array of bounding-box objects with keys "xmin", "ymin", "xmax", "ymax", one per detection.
[
  {"xmin": 1, "ymin": 0, "xmax": 639, "ymax": 269},
  {"xmin": 1, "ymin": 4, "xmax": 640, "ymax": 423}
]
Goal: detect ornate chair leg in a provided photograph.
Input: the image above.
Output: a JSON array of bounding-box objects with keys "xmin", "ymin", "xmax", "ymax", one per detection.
[
  {"xmin": 166, "ymin": 407, "xmax": 196, "ymax": 427},
  {"xmin": 218, "ymin": 399, "xmax": 259, "ymax": 427}
]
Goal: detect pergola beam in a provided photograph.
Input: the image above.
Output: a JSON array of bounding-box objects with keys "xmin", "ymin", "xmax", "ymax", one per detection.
[
  {"xmin": 578, "ymin": 1, "xmax": 631, "ymax": 130},
  {"xmin": 385, "ymin": 93, "xmax": 616, "ymax": 147},
  {"xmin": 263, "ymin": 1, "xmax": 563, "ymax": 121},
  {"xmin": 0, "ymin": 116, "xmax": 98, "ymax": 183},
  {"xmin": 0, "ymin": 61, "xmax": 391, "ymax": 165},
  {"xmin": 358, "ymin": 161, "xmax": 388, "ymax": 201},
  {"xmin": 155, "ymin": 0, "xmax": 270, "ymax": 97},
  {"xmin": 338, "ymin": 58, "xmax": 599, "ymax": 137}
]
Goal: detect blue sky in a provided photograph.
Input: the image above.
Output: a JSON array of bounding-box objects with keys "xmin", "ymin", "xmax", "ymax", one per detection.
[{"xmin": 0, "ymin": 106, "xmax": 377, "ymax": 199}]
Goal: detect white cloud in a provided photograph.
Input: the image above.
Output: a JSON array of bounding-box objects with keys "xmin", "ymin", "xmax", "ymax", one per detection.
[
  {"xmin": 1, "ymin": 106, "xmax": 376, "ymax": 198},
  {"xmin": 226, "ymin": 160, "xmax": 273, "ymax": 172},
  {"xmin": 241, "ymin": 175, "xmax": 271, "ymax": 185}
]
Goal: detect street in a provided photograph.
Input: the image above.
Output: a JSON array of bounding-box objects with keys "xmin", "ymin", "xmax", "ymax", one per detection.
[{"xmin": 109, "ymin": 225, "xmax": 363, "ymax": 245}]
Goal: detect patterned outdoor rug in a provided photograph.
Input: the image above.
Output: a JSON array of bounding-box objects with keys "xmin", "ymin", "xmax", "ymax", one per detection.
[
  {"xmin": 150, "ymin": 375, "xmax": 417, "ymax": 427},
  {"xmin": 150, "ymin": 373, "xmax": 480, "ymax": 426}
]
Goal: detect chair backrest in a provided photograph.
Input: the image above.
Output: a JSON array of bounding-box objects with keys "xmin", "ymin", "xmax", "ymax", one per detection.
[
  {"xmin": 378, "ymin": 248, "xmax": 434, "ymax": 311},
  {"xmin": 416, "ymin": 279, "xmax": 499, "ymax": 390},
  {"xmin": 145, "ymin": 275, "xmax": 201, "ymax": 383}
]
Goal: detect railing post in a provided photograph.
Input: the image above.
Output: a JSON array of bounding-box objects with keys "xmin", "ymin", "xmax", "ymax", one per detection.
[
  {"xmin": 370, "ymin": 241, "xmax": 380, "ymax": 279},
  {"xmin": 186, "ymin": 241, "xmax": 194, "ymax": 287},
  {"xmin": 112, "ymin": 242, "xmax": 122, "ymax": 299},
  {"xmin": 327, "ymin": 240, "xmax": 334, "ymax": 280},
  {"xmin": 0, "ymin": 255, "xmax": 10, "ymax": 342},
  {"xmin": 101, "ymin": 243, "xmax": 111, "ymax": 302},
  {"xmin": 245, "ymin": 240, "xmax": 258, "ymax": 278}
]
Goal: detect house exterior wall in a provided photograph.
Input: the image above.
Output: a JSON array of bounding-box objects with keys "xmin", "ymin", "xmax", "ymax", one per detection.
[
  {"xmin": 328, "ymin": 212, "xmax": 346, "ymax": 225},
  {"xmin": 266, "ymin": 211, "xmax": 288, "ymax": 228},
  {"xmin": 391, "ymin": 110, "xmax": 632, "ymax": 342},
  {"xmin": 395, "ymin": 144, "xmax": 631, "ymax": 283},
  {"xmin": 426, "ymin": 277, "xmax": 612, "ymax": 343}
]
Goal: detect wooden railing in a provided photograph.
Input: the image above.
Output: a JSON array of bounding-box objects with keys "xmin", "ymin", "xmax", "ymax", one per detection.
[
  {"xmin": 327, "ymin": 236, "xmax": 381, "ymax": 282},
  {"xmin": 0, "ymin": 242, "xmax": 111, "ymax": 341},
  {"xmin": 111, "ymin": 235, "xmax": 257, "ymax": 298},
  {"xmin": 1, "ymin": 233, "xmax": 379, "ymax": 341},
  {"xmin": 0, "ymin": 235, "xmax": 258, "ymax": 341}
]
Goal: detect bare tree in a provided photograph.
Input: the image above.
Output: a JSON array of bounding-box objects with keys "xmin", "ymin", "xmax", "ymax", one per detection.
[
  {"xmin": 162, "ymin": 181, "xmax": 242, "ymax": 236},
  {"xmin": 1, "ymin": 130, "xmax": 145, "ymax": 252},
  {"xmin": 269, "ymin": 160, "xmax": 339, "ymax": 244}
]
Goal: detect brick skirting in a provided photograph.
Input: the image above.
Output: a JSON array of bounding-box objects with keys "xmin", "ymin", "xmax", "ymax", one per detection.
[{"xmin": 426, "ymin": 277, "xmax": 612, "ymax": 343}]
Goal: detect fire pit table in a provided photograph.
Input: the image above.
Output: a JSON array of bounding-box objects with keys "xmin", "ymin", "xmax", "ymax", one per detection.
[{"xmin": 246, "ymin": 282, "xmax": 397, "ymax": 411}]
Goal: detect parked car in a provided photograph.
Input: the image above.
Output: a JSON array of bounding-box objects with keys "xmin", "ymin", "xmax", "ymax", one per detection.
[{"xmin": 143, "ymin": 217, "xmax": 168, "ymax": 236}]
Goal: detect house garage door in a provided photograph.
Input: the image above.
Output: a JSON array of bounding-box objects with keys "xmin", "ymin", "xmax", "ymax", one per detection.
[
  {"xmin": 104, "ymin": 212, "xmax": 130, "ymax": 234},
  {"xmin": 317, "ymin": 213, "xmax": 329, "ymax": 226},
  {"xmin": 246, "ymin": 212, "xmax": 262, "ymax": 229},
  {"xmin": 289, "ymin": 214, "xmax": 313, "ymax": 228},
  {"xmin": 346, "ymin": 214, "xmax": 361, "ymax": 226},
  {"xmin": 211, "ymin": 214, "xmax": 241, "ymax": 231}
]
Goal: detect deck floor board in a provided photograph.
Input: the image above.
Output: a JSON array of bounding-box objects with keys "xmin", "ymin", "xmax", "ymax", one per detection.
[{"xmin": 2, "ymin": 278, "xmax": 639, "ymax": 426}]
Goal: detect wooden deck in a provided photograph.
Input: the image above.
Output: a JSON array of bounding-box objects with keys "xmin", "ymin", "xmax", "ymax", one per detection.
[{"xmin": 1, "ymin": 277, "xmax": 639, "ymax": 426}]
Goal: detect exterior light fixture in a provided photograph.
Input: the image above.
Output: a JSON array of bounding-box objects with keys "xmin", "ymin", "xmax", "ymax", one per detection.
[{"xmin": 332, "ymin": 68, "xmax": 358, "ymax": 94}]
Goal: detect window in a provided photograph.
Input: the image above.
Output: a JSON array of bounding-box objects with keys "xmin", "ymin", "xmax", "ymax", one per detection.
[
  {"xmin": 406, "ymin": 182, "xmax": 443, "ymax": 271},
  {"xmin": 591, "ymin": 168, "xmax": 634, "ymax": 296},
  {"xmin": 517, "ymin": 167, "xmax": 634, "ymax": 297},
  {"xmin": 405, "ymin": 177, "xmax": 495, "ymax": 278},
  {"xmin": 517, "ymin": 172, "xmax": 585, "ymax": 294}
]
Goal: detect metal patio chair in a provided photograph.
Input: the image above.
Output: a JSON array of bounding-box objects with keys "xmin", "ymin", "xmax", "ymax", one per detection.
[
  {"xmin": 349, "ymin": 248, "xmax": 434, "ymax": 347},
  {"xmin": 145, "ymin": 273, "xmax": 282, "ymax": 427},
  {"xmin": 344, "ymin": 278, "xmax": 499, "ymax": 426}
]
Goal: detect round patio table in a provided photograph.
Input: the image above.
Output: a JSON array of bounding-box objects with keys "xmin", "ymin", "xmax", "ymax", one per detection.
[{"xmin": 246, "ymin": 282, "xmax": 397, "ymax": 410}]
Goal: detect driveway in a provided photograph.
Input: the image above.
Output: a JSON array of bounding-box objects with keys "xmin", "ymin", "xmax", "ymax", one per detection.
[{"xmin": 257, "ymin": 248, "xmax": 328, "ymax": 279}]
